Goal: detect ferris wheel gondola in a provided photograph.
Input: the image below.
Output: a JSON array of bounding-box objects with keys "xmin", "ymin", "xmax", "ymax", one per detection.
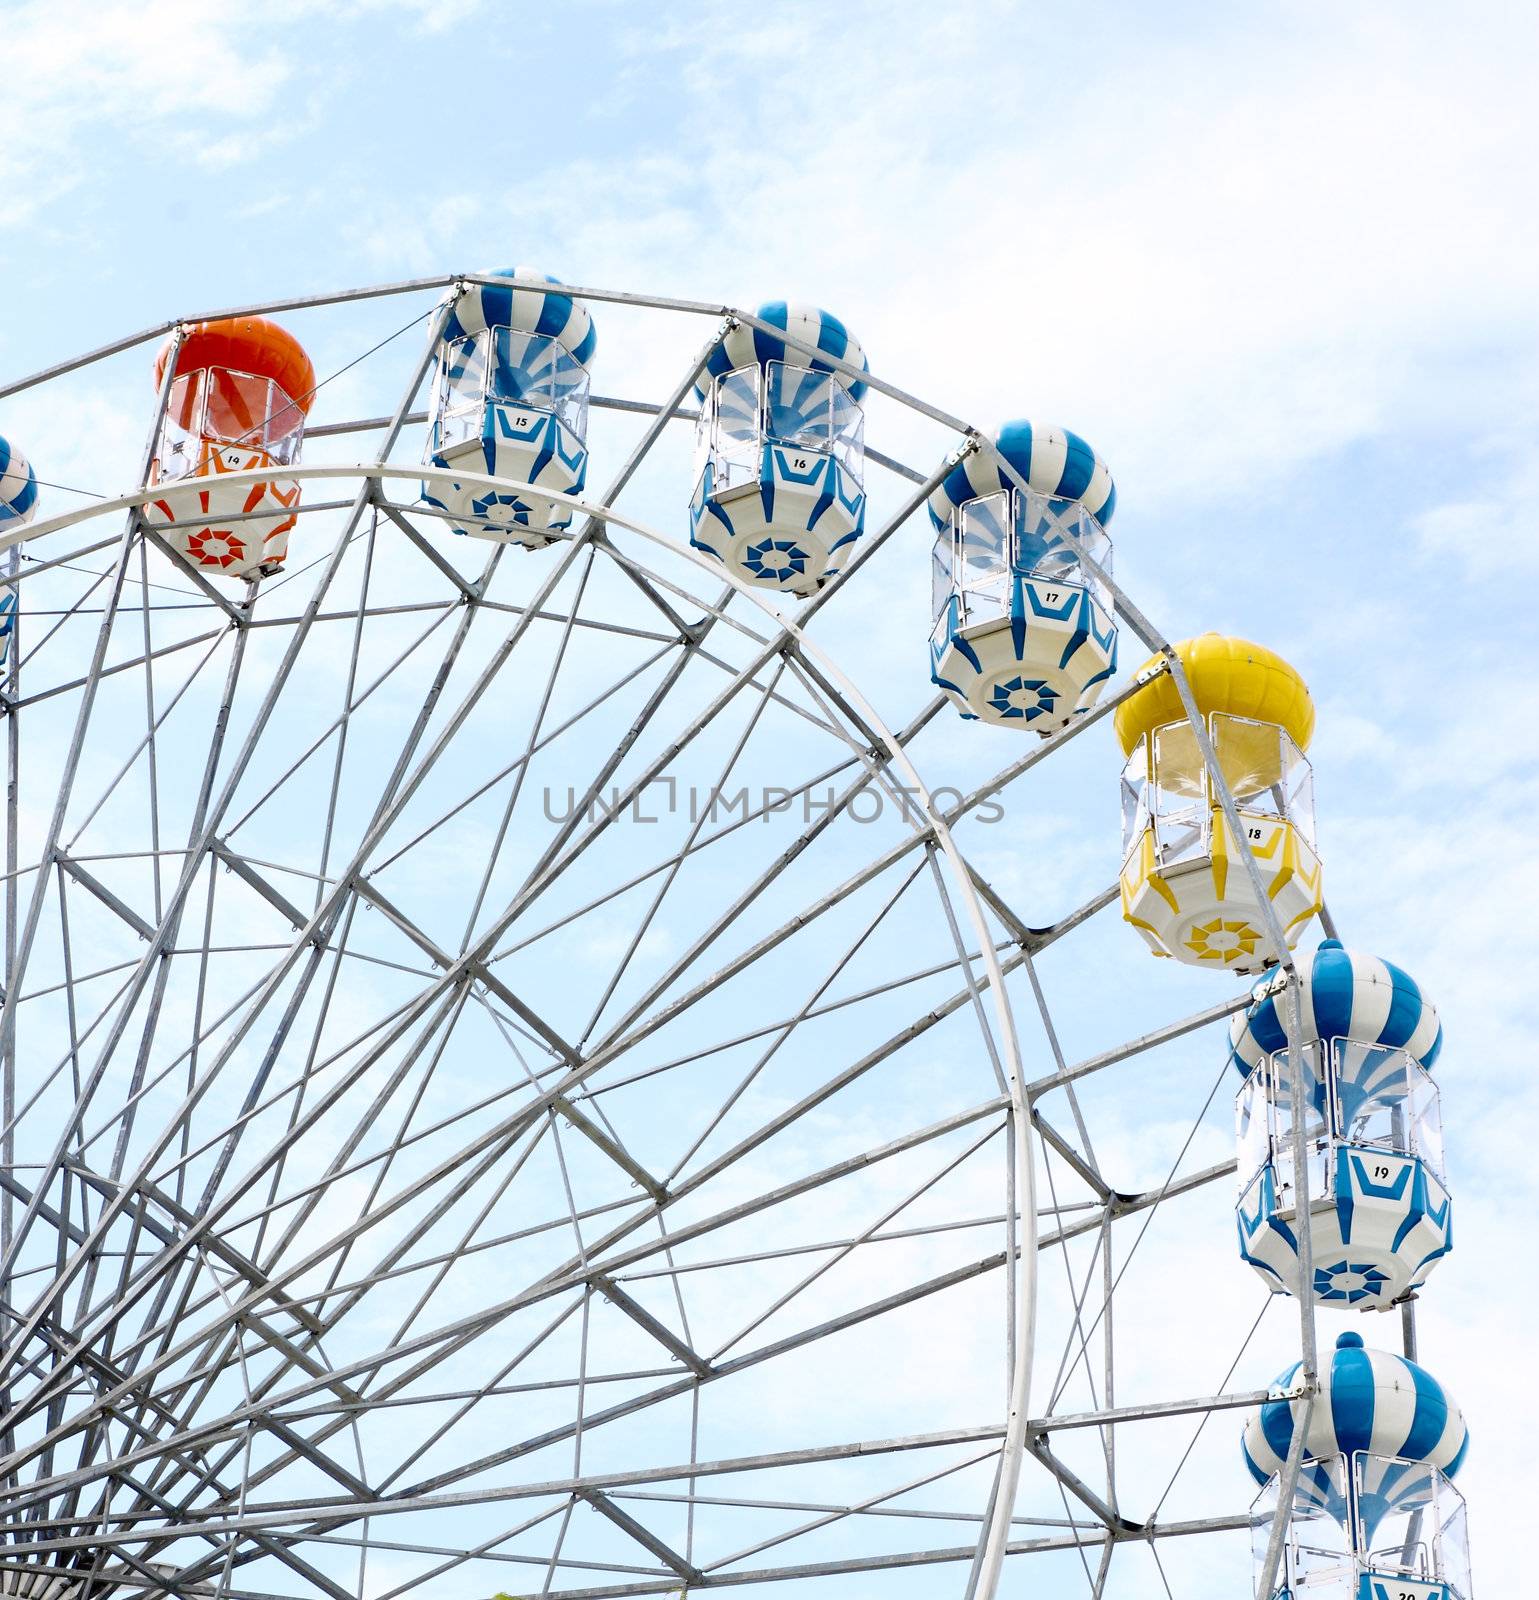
[
  {"xmin": 1244, "ymin": 1332, "xmax": 1471, "ymax": 1599},
  {"xmin": 1233, "ymin": 941, "xmax": 1452, "ymax": 1308},
  {"xmin": 1115, "ymin": 633, "xmax": 1323, "ymax": 972},
  {"xmin": 0, "ymin": 433, "xmax": 37, "ymax": 664},
  {"xmin": 689, "ymin": 301, "xmax": 869, "ymax": 594},
  {"xmin": 143, "ymin": 317, "xmax": 315, "ymax": 579},
  {"xmin": 0, "ymin": 433, "xmax": 39, "ymax": 530},
  {"xmin": 927, "ymin": 420, "xmax": 1118, "ymax": 732},
  {"xmin": 421, "ymin": 268, "xmax": 597, "ymax": 546}
]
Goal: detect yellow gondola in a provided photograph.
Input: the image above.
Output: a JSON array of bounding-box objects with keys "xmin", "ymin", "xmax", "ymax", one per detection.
[{"xmin": 1115, "ymin": 634, "xmax": 1322, "ymax": 973}]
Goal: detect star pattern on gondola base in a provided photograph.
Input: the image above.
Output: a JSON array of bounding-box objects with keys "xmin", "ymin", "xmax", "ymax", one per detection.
[
  {"xmin": 743, "ymin": 538, "xmax": 810, "ymax": 582},
  {"xmin": 987, "ymin": 676, "xmax": 1059, "ymax": 721},
  {"xmin": 469, "ymin": 489, "xmax": 539, "ymax": 529},
  {"xmin": 184, "ymin": 530, "xmax": 246, "ymax": 569},
  {"xmin": 1184, "ymin": 916, "xmax": 1263, "ymax": 964},
  {"xmin": 1313, "ymin": 1258, "xmax": 1394, "ymax": 1305}
]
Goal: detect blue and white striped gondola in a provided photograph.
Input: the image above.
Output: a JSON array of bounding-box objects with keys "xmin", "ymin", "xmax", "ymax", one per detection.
[
  {"xmin": 0, "ymin": 436, "xmax": 38, "ymax": 668},
  {"xmin": 1244, "ymin": 1332, "xmax": 1467, "ymax": 1567},
  {"xmin": 689, "ymin": 302, "xmax": 869, "ymax": 596},
  {"xmin": 422, "ymin": 269, "xmax": 596, "ymax": 547},
  {"xmin": 1233, "ymin": 941, "xmax": 1451, "ymax": 1309},
  {"xmin": 0, "ymin": 436, "xmax": 39, "ymax": 532},
  {"xmin": 927, "ymin": 420, "xmax": 1117, "ymax": 734}
]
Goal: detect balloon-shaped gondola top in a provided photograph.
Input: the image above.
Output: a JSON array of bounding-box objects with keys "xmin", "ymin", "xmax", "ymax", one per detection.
[
  {"xmin": 1116, "ymin": 634, "xmax": 1322, "ymax": 973},
  {"xmin": 695, "ymin": 301, "xmax": 868, "ymax": 402},
  {"xmin": 927, "ymin": 420, "xmax": 1118, "ymax": 733},
  {"xmin": 441, "ymin": 268, "xmax": 597, "ymax": 366},
  {"xmin": 0, "ymin": 435, "xmax": 40, "ymax": 530},
  {"xmin": 1243, "ymin": 1332, "xmax": 1468, "ymax": 1484},
  {"xmin": 1114, "ymin": 633, "xmax": 1315, "ymax": 757},
  {"xmin": 145, "ymin": 317, "xmax": 316, "ymax": 580},
  {"xmin": 1230, "ymin": 939, "xmax": 1444, "ymax": 1079},
  {"xmin": 926, "ymin": 419, "xmax": 1116, "ymax": 533},
  {"xmin": 0, "ymin": 434, "xmax": 34, "ymax": 667},
  {"xmin": 1245, "ymin": 1332, "xmax": 1473, "ymax": 1588},
  {"xmin": 423, "ymin": 268, "xmax": 597, "ymax": 546},
  {"xmin": 689, "ymin": 301, "xmax": 869, "ymax": 596},
  {"xmin": 152, "ymin": 318, "xmax": 317, "ymax": 415}
]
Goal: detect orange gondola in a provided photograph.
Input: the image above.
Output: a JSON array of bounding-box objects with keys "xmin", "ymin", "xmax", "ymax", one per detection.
[{"xmin": 144, "ymin": 317, "xmax": 315, "ymax": 580}]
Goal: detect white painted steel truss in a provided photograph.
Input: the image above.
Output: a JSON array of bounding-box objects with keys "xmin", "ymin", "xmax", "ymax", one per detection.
[{"xmin": 0, "ymin": 276, "xmax": 1334, "ymax": 1600}]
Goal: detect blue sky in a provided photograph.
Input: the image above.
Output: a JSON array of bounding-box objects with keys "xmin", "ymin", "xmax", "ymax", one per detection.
[{"xmin": 2, "ymin": 0, "xmax": 1537, "ymax": 1594}]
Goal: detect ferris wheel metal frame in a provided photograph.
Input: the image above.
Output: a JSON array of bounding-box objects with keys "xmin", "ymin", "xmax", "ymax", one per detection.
[{"xmin": 0, "ymin": 270, "xmax": 1373, "ymax": 1600}]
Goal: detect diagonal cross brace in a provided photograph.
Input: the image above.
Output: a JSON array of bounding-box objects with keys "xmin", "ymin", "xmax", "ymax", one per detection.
[
  {"xmin": 578, "ymin": 1486, "xmax": 705, "ymax": 1584},
  {"xmin": 554, "ymin": 1097, "xmax": 666, "ymax": 1203},
  {"xmin": 1026, "ymin": 1435, "xmax": 1138, "ymax": 1534},
  {"xmin": 594, "ymin": 1275, "xmax": 710, "ymax": 1378},
  {"xmin": 209, "ymin": 842, "xmax": 323, "ymax": 944},
  {"xmin": 55, "ymin": 852, "xmax": 157, "ymax": 943}
]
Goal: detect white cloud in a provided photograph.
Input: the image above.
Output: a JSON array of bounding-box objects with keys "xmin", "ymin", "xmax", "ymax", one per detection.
[
  {"xmin": 0, "ymin": 0, "xmax": 487, "ymax": 223},
  {"xmin": 1, "ymin": 1, "xmax": 293, "ymax": 217},
  {"xmin": 399, "ymin": 0, "xmax": 1539, "ymax": 515},
  {"xmin": 1411, "ymin": 444, "xmax": 1539, "ymax": 569}
]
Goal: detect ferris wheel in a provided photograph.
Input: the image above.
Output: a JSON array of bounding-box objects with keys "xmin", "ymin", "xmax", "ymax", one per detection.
[{"xmin": 0, "ymin": 272, "xmax": 1473, "ymax": 1600}]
